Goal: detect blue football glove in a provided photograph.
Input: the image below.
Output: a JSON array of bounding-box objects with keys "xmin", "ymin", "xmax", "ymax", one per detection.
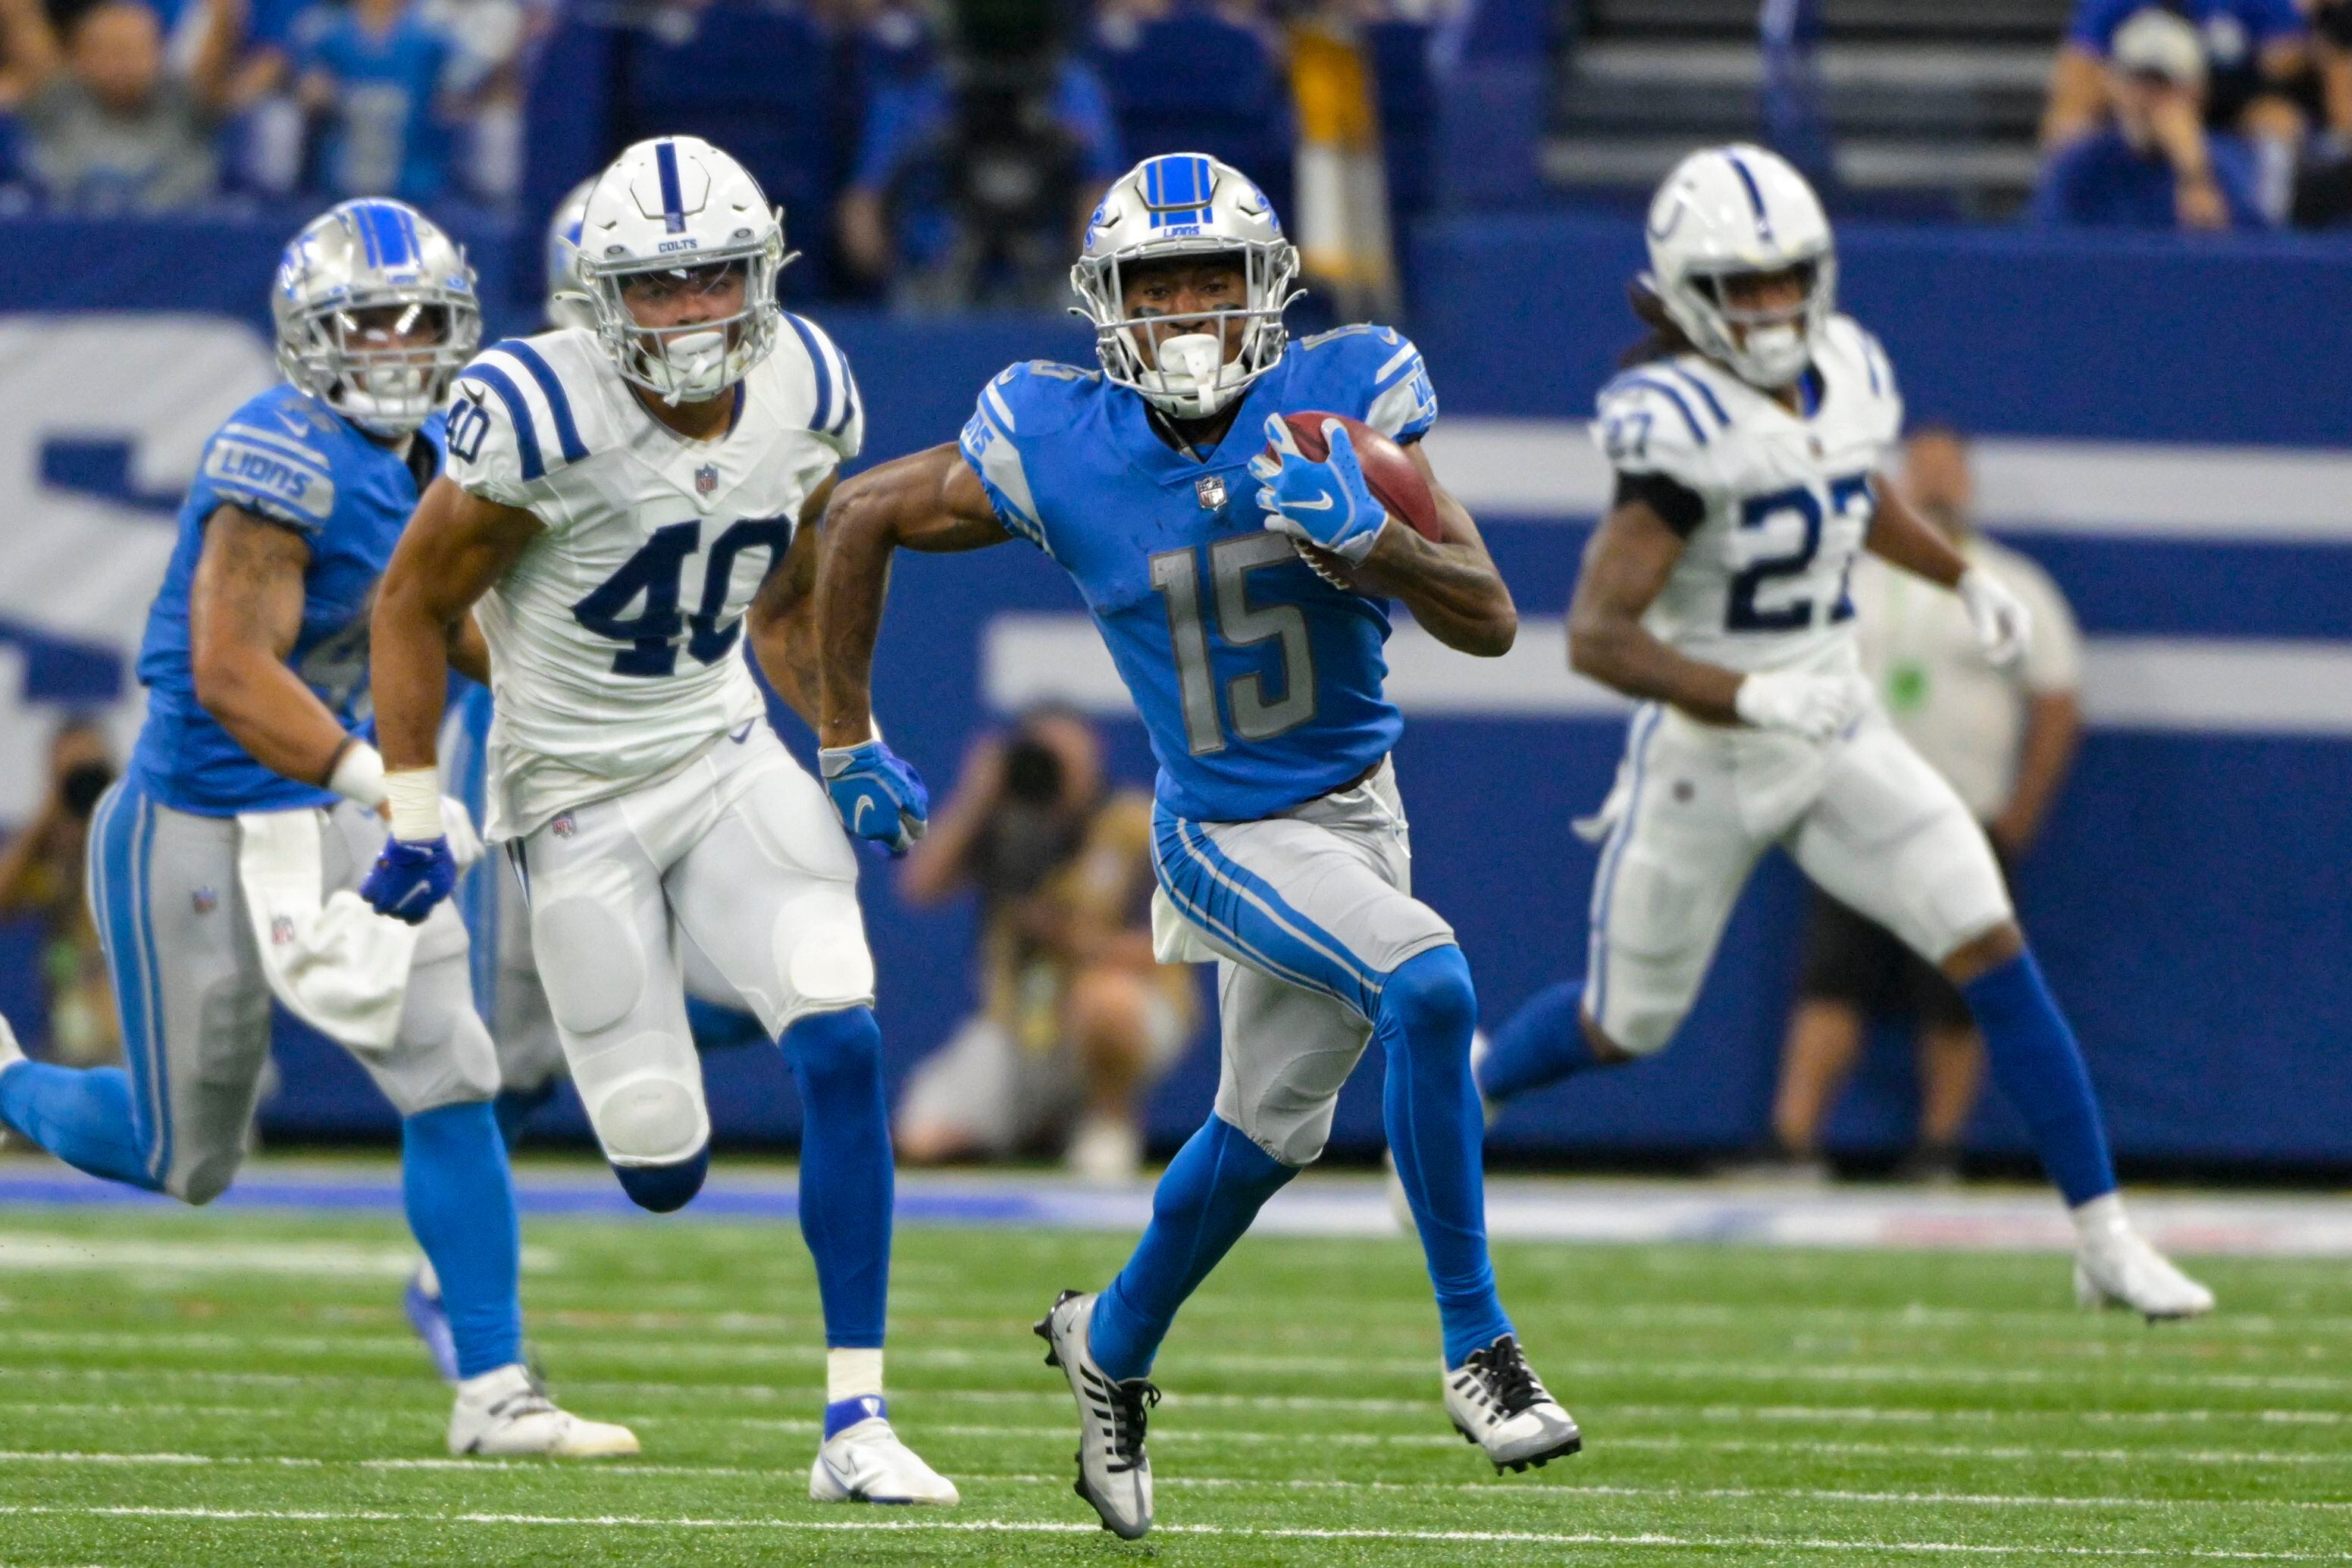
[
  {"xmin": 360, "ymin": 836, "xmax": 458, "ymax": 925},
  {"xmin": 1248, "ymin": 414, "xmax": 1388, "ymax": 565},
  {"xmin": 820, "ymin": 739, "xmax": 929, "ymax": 857}
]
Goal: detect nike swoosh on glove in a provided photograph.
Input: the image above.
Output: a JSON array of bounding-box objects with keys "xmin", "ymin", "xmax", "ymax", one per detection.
[
  {"xmin": 360, "ymin": 837, "xmax": 458, "ymax": 924},
  {"xmin": 1956, "ymin": 568, "xmax": 2031, "ymax": 668},
  {"xmin": 1248, "ymin": 415, "xmax": 1387, "ymax": 564},
  {"xmin": 820, "ymin": 740, "xmax": 929, "ymax": 857}
]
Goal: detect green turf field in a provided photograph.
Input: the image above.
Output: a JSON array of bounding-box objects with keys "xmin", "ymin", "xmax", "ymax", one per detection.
[{"xmin": 1, "ymin": 1196, "xmax": 2346, "ymax": 1566}]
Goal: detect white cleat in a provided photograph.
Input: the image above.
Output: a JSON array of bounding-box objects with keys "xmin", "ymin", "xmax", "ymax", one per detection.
[
  {"xmin": 1034, "ymin": 1289, "xmax": 1157, "ymax": 1539},
  {"xmin": 1444, "ymin": 1333, "xmax": 1583, "ymax": 1473},
  {"xmin": 446, "ymin": 1363, "xmax": 640, "ymax": 1458},
  {"xmin": 809, "ymin": 1408, "xmax": 960, "ymax": 1505},
  {"xmin": 2075, "ymin": 1225, "xmax": 2216, "ymax": 1321},
  {"xmin": 1387, "ymin": 1030, "xmax": 1495, "ymax": 1235}
]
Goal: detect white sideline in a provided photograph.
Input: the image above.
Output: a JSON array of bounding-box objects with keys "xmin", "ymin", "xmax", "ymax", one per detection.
[
  {"xmin": 0, "ymin": 1504, "xmax": 2345, "ymax": 1559},
  {"xmin": 2, "ymin": 1451, "xmax": 2348, "ymax": 1515}
]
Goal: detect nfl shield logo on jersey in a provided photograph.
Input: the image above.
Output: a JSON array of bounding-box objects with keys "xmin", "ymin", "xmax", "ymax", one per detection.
[
  {"xmin": 696, "ymin": 463, "xmax": 719, "ymax": 496},
  {"xmin": 1194, "ymin": 474, "xmax": 1227, "ymax": 510},
  {"xmin": 270, "ymin": 915, "xmax": 295, "ymax": 947}
]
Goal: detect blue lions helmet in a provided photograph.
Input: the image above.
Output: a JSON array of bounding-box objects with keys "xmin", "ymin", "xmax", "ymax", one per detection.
[
  {"xmin": 271, "ymin": 199, "xmax": 481, "ymax": 437},
  {"xmin": 1070, "ymin": 152, "xmax": 1301, "ymax": 420}
]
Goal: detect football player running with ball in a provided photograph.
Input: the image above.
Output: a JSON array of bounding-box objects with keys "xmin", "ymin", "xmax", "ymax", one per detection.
[
  {"xmin": 359, "ymin": 136, "xmax": 957, "ymax": 1505},
  {"xmin": 815, "ymin": 152, "xmax": 1580, "ymax": 1539},
  {"xmin": 1473, "ymin": 145, "xmax": 2211, "ymax": 1320}
]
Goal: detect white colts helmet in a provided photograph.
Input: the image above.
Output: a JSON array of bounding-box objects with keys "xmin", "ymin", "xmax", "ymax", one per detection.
[
  {"xmin": 271, "ymin": 199, "xmax": 481, "ymax": 438},
  {"xmin": 1071, "ymin": 152, "xmax": 1302, "ymax": 420},
  {"xmin": 575, "ymin": 136, "xmax": 792, "ymax": 402},
  {"xmin": 1644, "ymin": 144, "xmax": 1835, "ymax": 390},
  {"xmin": 543, "ymin": 176, "xmax": 599, "ymax": 331}
]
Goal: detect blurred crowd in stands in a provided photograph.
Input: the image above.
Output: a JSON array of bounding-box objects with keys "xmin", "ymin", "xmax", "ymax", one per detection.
[{"xmin": 2037, "ymin": 0, "xmax": 2352, "ymax": 232}]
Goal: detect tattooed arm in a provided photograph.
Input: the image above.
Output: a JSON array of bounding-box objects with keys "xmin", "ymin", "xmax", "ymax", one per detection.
[
  {"xmin": 187, "ymin": 505, "xmax": 359, "ymax": 786},
  {"xmin": 746, "ymin": 476, "xmax": 836, "ymax": 732}
]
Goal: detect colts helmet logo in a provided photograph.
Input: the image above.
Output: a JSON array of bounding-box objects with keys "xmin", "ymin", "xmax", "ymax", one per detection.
[{"xmin": 695, "ymin": 463, "xmax": 719, "ymax": 497}]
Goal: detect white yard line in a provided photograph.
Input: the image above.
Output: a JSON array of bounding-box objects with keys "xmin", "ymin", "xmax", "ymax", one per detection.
[
  {"xmin": 0, "ymin": 1504, "xmax": 2346, "ymax": 1559},
  {"xmin": 0, "ymin": 1450, "xmax": 2347, "ymax": 1514}
]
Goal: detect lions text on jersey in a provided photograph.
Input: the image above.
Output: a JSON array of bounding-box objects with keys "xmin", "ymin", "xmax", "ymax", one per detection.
[
  {"xmin": 132, "ymin": 383, "xmax": 444, "ymax": 814},
  {"xmin": 441, "ymin": 319, "xmax": 860, "ymax": 840},
  {"xmin": 959, "ymin": 324, "xmax": 1438, "ymax": 822},
  {"xmin": 1594, "ymin": 315, "xmax": 1900, "ymax": 677}
]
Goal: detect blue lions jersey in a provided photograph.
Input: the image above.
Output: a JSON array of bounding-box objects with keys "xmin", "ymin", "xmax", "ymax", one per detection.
[
  {"xmin": 960, "ymin": 324, "xmax": 1439, "ymax": 821},
  {"xmin": 130, "ymin": 384, "xmax": 445, "ymax": 816}
]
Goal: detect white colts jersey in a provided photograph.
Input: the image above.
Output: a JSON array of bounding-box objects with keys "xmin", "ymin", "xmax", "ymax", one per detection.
[
  {"xmin": 443, "ymin": 321, "xmax": 861, "ymax": 840},
  {"xmin": 1592, "ymin": 315, "xmax": 1902, "ymax": 677}
]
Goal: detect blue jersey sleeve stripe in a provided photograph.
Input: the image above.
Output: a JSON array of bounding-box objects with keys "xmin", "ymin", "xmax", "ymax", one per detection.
[
  {"xmin": 1658, "ymin": 364, "xmax": 1730, "ymax": 429},
  {"xmin": 830, "ymin": 366, "xmax": 860, "ymax": 439},
  {"xmin": 493, "ymin": 340, "xmax": 587, "ymax": 465},
  {"xmin": 465, "ymin": 361, "xmax": 544, "ymax": 481},
  {"xmin": 785, "ymin": 315, "xmax": 836, "ymax": 433},
  {"xmin": 1605, "ymin": 376, "xmax": 1709, "ymax": 446}
]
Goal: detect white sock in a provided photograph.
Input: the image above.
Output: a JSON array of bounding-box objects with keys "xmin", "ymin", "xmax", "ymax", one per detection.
[
  {"xmin": 2070, "ymin": 1191, "xmax": 2128, "ymax": 1244},
  {"xmin": 828, "ymin": 1347, "xmax": 885, "ymax": 1407}
]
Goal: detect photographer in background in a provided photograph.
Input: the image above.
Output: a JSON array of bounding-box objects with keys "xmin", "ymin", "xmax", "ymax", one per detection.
[
  {"xmin": 1771, "ymin": 429, "xmax": 2085, "ymax": 1184},
  {"xmin": 837, "ymin": 0, "xmax": 1122, "ymax": 308},
  {"xmin": 0, "ymin": 718, "xmax": 121, "ymax": 1074},
  {"xmin": 895, "ymin": 709, "xmax": 1196, "ymax": 1181}
]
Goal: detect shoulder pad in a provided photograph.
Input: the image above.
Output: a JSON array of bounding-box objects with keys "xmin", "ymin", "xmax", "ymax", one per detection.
[
  {"xmin": 1295, "ymin": 324, "xmax": 1437, "ymax": 441},
  {"xmin": 201, "ymin": 390, "xmax": 346, "ymax": 532},
  {"xmin": 778, "ymin": 313, "xmax": 864, "ymax": 459},
  {"xmin": 1593, "ymin": 361, "xmax": 1731, "ymax": 485},
  {"xmin": 443, "ymin": 336, "xmax": 597, "ymax": 505}
]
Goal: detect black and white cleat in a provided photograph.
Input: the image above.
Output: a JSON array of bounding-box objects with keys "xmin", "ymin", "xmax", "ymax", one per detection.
[
  {"xmin": 1033, "ymin": 1288, "xmax": 1160, "ymax": 1538},
  {"xmin": 1443, "ymin": 1333, "xmax": 1582, "ymax": 1473}
]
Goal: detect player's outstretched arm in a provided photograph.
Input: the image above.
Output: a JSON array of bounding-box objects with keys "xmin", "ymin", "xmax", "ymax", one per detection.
[
  {"xmin": 371, "ymin": 477, "xmax": 542, "ymax": 779},
  {"xmin": 1567, "ymin": 497, "xmax": 1745, "ymax": 725},
  {"xmin": 1349, "ymin": 444, "xmax": 1516, "ymax": 657},
  {"xmin": 744, "ymin": 475, "xmax": 835, "ymax": 731},
  {"xmin": 815, "ymin": 441, "xmax": 1010, "ymax": 750},
  {"xmin": 188, "ymin": 505, "xmax": 356, "ymax": 786}
]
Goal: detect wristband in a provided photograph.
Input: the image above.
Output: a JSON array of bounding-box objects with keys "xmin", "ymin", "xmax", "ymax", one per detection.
[
  {"xmin": 383, "ymin": 768, "xmax": 445, "ymax": 842},
  {"xmin": 326, "ymin": 739, "xmax": 388, "ymax": 809}
]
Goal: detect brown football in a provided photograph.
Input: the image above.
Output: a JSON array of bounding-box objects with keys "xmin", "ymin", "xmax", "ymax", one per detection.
[{"xmin": 1273, "ymin": 412, "xmax": 1444, "ymax": 542}]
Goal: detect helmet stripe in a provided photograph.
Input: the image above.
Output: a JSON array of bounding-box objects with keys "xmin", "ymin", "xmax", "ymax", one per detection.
[
  {"xmin": 1142, "ymin": 154, "xmax": 1214, "ymax": 230},
  {"xmin": 1723, "ymin": 152, "xmax": 1773, "ymax": 244},
  {"xmin": 654, "ymin": 140, "xmax": 687, "ymax": 235}
]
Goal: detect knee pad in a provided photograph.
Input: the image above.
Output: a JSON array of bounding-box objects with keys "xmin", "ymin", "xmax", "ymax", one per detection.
[
  {"xmin": 613, "ymin": 1146, "xmax": 709, "ymax": 1213},
  {"xmin": 1889, "ymin": 814, "xmax": 2015, "ymax": 964},
  {"xmin": 534, "ymin": 896, "xmax": 646, "ymax": 1036},
  {"xmin": 774, "ymin": 894, "xmax": 876, "ymax": 1025},
  {"xmin": 1376, "ymin": 946, "xmax": 1477, "ymax": 1048},
  {"xmin": 781, "ymin": 1006, "xmax": 882, "ymax": 1085},
  {"xmin": 587, "ymin": 1059, "xmax": 709, "ymax": 1167}
]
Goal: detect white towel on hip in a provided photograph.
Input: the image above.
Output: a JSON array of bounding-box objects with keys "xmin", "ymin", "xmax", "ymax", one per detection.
[{"xmin": 236, "ymin": 808, "xmax": 418, "ymax": 1053}]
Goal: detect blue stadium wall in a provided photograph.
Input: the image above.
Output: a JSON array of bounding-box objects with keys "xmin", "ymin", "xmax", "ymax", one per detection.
[{"xmin": 0, "ymin": 211, "xmax": 2345, "ymax": 1170}]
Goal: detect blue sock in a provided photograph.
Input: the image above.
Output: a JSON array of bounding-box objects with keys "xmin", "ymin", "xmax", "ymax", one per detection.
[
  {"xmin": 1379, "ymin": 947, "xmax": 1514, "ymax": 1367},
  {"xmin": 1961, "ymin": 949, "xmax": 2116, "ymax": 1208},
  {"xmin": 492, "ymin": 1080, "xmax": 559, "ymax": 1150},
  {"xmin": 1088, "ymin": 1114, "xmax": 1296, "ymax": 1382},
  {"xmin": 0, "ymin": 1063, "xmax": 161, "ymax": 1191},
  {"xmin": 781, "ymin": 1008, "xmax": 892, "ymax": 1349},
  {"xmin": 1480, "ymin": 980, "xmax": 1602, "ymax": 1104},
  {"xmin": 402, "ymin": 1101, "xmax": 524, "ymax": 1380}
]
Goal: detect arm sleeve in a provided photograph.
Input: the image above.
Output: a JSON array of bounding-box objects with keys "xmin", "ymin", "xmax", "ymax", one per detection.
[
  {"xmin": 957, "ymin": 367, "xmax": 1051, "ymax": 553},
  {"xmin": 196, "ymin": 423, "xmax": 340, "ymax": 536}
]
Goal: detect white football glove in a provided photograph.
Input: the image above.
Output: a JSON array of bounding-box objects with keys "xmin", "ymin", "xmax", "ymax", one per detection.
[
  {"xmin": 1733, "ymin": 669, "xmax": 1867, "ymax": 743},
  {"xmin": 1957, "ymin": 567, "xmax": 2031, "ymax": 668},
  {"xmin": 439, "ymin": 795, "xmax": 485, "ymax": 869}
]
